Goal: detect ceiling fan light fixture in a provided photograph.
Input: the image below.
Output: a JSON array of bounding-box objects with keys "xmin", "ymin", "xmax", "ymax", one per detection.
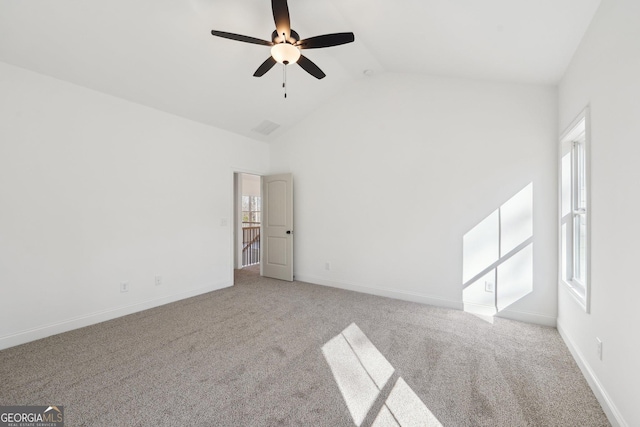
[
  {"xmin": 271, "ymin": 43, "xmax": 300, "ymax": 65},
  {"xmin": 210, "ymin": 0, "xmax": 354, "ymax": 80}
]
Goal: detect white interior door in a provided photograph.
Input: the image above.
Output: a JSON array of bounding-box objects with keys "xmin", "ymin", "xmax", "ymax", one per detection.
[{"xmin": 262, "ymin": 173, "xmax": 293, "ymax": 281}]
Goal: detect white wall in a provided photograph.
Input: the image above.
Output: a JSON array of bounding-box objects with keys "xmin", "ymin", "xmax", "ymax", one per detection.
[
  {"xmin": 558, "ymin": 1, "xmax": 640, "ymax": 425},
  {"xmin": 270, "ymin": 72, "xmax": 558, "ymax": 325},
  {"xmin": 0, "ymin": 61, "xmax": 269, "ymax": 349}
]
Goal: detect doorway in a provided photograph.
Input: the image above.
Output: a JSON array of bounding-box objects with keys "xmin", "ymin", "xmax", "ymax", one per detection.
[{"xmin": 235, "ymin": 173, "xmax": 262, "ymax": 269}]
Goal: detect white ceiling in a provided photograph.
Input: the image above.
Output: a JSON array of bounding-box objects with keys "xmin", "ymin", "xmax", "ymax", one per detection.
[{"xmin": 0, "ymin": 0, "xmax": 601, "ymax": 142}]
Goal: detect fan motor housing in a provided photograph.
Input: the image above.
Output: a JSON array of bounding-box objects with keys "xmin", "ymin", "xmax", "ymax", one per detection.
[{"xmin": 272, "ymin": 29, "xmax": 299, "ymax": 44}]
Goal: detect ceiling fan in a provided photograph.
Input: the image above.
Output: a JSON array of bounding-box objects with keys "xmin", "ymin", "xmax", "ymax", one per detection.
[{"xmin": 211, "ymin": 0, "xmax": 355, "ymax": 80}]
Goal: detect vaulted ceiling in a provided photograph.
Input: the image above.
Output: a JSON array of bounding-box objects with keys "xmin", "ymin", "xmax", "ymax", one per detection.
[{"xmin": 0, "ymin": 0, "xmax": 601, "ymax": 142}]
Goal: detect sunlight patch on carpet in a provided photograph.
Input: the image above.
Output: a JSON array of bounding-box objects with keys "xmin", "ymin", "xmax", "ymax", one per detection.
[{"xmin": 322, "ymin": 323, "xmax": 442, "ymax": 427}]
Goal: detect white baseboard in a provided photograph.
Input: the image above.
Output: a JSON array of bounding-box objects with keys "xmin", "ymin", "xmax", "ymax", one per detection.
[
  {"xmin": 0, "ymin": 281, "xmax": 232, "ymax": 351},
  {"xmin": 557, "ymin": 320, "xmax": 627, "ymax": 427},
  {"xmin": 459, "ymin": 302, "xmax": 557, "ymax": 327},
  {"xmin": 497, "ymin": 308, "xmax": 557, "ymax": 327},
  {"xmin": 295, "ymin": 274, "xmax": 554, "ymax": 326},
  {"xmin": 296, "ymin": 274, "xmax": 462, "ymax": 310}
]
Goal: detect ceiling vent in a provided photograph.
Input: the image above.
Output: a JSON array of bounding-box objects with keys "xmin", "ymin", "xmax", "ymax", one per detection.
[{"xmin": 252, "ymin": 120, "xmax": 280, "ymax": 136}]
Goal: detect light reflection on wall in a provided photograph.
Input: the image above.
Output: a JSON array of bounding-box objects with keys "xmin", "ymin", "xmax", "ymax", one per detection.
[{"xmin": 462, "ymin": 183, "xmax": 533, "ymax": 321}]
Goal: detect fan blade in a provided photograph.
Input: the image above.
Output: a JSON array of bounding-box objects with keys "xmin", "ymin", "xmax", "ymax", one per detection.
[
  {"xmin": 297, "ymin": 55, "xmax": 326, "ymax": 79},
  {"xmin": 254, "ymin": 57, "xmax": 277, "ymax": 77},
  {"xmin": 297, "ymin": 32, "xmax": 355, "ymax": 49},
  {"xmin": 211, "ymin": 30, "xmax": 273, "ymax": 46},
  {"xmin": 271, "ymin": 0, "xmax": 291, "ymax": 41}
]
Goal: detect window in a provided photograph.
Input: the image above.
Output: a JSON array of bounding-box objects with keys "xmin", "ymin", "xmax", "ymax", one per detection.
[
  {"xmin": 560, "ymin": 109, "xmax": 590, "ymax": 311},
  {"xmin": 242, "ymin": 195, "xmax": 261, "ymax": 226}
]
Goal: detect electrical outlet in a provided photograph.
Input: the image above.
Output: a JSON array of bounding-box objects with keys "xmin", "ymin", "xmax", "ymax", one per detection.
[
  {"xmin": 325, "ymin": 262, "xmax": 331, "ymax": 271},
  {"xmin": 120, "ymin": 282, "xmax": 129, "ymax": 293},
  {"xmin": 155, "ymin": 275, "xmax": 162, "ymax": 286},
  {"xmin": 596, "ymin": 337, "xmax": 603, "ymax": 360},
  {"xmin": 484, "ymin": 281, "xmax": 494, "ymax": 292}
]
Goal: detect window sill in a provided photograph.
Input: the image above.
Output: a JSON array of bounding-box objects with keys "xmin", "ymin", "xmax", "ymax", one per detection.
[{"xmin": 561, "ymin": 279, "xmax": 589, "ymax": 313}]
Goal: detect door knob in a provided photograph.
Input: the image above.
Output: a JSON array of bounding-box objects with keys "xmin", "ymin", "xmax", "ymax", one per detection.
[{"xmin": 286, "ymin": 230, "xmax": 292, "ymax": 234}]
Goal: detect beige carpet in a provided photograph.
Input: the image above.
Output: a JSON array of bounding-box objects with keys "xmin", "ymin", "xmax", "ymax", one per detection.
[{"xmin": 0, "ymin": 266, "xmax": 609, "ymax": 426}]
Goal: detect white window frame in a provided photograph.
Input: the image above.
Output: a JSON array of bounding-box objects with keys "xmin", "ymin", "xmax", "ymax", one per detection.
[{"xmin": 559, "ymin": 108, "xmax": 591, "ymax": 312}]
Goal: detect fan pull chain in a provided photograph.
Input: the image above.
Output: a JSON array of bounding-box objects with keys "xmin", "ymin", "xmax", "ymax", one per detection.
[{"xmin": 282, "ymin": 64, "xmax": 287, "ymax": 99}]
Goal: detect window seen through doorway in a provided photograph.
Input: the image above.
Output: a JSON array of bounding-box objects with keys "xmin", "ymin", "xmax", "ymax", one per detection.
[{"xmin": 242, "ymin": 196, "xmax": 261, "ymax": 226}]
